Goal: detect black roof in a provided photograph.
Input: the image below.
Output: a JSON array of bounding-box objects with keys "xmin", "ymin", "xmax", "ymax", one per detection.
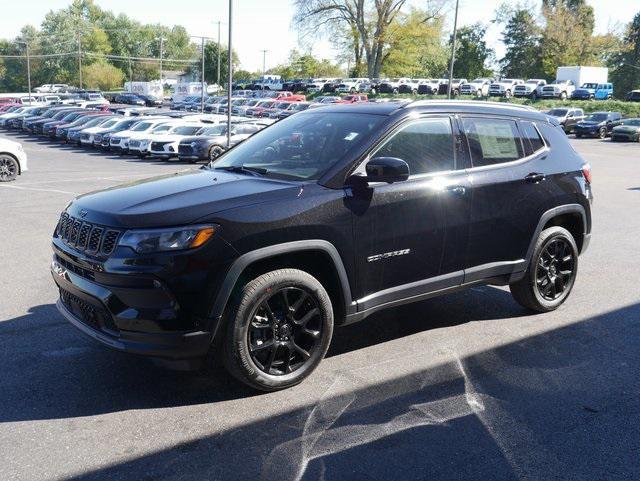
[{"xmin": 317, "ymin": 100, "xmax": 549, "ymax": 122}]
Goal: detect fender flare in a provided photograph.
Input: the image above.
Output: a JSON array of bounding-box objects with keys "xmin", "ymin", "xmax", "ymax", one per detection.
[
  {"xmin": 208, "ymin": 240, "xmax": 354, "ymax": 329},
  {"xmin": 524, "ymin": 204, "xmax": 588, "ymax": 268}
]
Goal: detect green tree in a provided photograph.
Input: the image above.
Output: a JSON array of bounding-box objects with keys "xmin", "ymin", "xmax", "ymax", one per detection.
[
  {"xmin": 382, "ymin": 7, "xmax": 448, "ymax": 77},
  {"xmin": 452, "ymin": 24, "xmax": 495, "ymax": 79},
  {"xmin": 82, "ymin": 60, "xmax": 124, "ymax": 90},
  {"xmin": 497, "ymin": 8, "xmax": 544, "ymax": 78},
  {"xmin": 540, "ymin": 0, "xmax": 596, "ymax": 78},
  {"xmin": 610, "ymin": 12, "xmax": 640, "ymax": 98}
]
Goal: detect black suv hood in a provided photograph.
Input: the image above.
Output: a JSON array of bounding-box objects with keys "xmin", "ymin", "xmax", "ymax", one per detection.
[{"xmin": 67, "ymin": 169, "xmax": 302, "ymax": 228}]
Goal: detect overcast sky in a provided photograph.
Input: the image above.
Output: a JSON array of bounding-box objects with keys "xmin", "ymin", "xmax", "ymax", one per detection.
[{"xmin": 1, "ymin": 0, "xmax": 638, "ymax": 71}]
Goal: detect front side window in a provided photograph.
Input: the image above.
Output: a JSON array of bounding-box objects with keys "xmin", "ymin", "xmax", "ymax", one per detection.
[
  {"xmin": 372, "ymin": 118, "xmax": 455, "ymax": 175},
  {"xmin": 463, "ymin": 118, "xmax": 524, "ymax": 167}
]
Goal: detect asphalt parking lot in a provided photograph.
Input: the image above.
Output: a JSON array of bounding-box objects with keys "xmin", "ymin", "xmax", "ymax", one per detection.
[{"xmin": 1, "ymin": 132, "xmax": 640, "ymax": 481}]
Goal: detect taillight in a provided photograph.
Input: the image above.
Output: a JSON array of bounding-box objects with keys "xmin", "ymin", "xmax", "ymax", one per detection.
[{"xmin": 582, "ymin": 164, "xmax": 592, "ymax": 183}]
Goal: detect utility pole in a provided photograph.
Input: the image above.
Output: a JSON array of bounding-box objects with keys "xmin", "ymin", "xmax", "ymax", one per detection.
[
  {"xmin": 447, "ymin": 0, "xmax": 460, "ymax": 100},
  {"xmin": 201, "ymin": 37, "xmax": 206, "ymax": 113},
  {"xmin": 227, "ymin": 0, "xmax": 233, "ymax": 148},
  {"xmin": 77, "ymin": 34, "xmax": 83, "ymax": 89},
  {"xmin": 159, "ymin": 36, "xmax": 165, "ymax": 90},
  {"xmin": 217, "ymin": 21, "xmax": 221, "ymax": 89},
  {"xmin": 26, "ymin": 41, "xmax": 31, "ymax": 103},
  {"xmin": 260, "ymin": 49, "xmax": 268, "ymax": 77}
]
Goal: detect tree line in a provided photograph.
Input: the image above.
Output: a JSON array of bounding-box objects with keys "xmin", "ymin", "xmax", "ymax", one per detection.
[{"xmin": 0, "ymin": 0, "xmax": 639, "ymax": 97}]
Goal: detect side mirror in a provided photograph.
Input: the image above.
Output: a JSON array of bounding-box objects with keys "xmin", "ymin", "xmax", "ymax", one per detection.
[{"xmin": 364, "ymin": 157, "xmax": 410, "ymax": 183}]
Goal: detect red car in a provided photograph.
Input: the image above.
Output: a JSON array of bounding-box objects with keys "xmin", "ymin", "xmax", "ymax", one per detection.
[
  {"xmin": 258, "ymin": 101, "xmax": 292, "ymax": 117},
  {"xmin": 338, "ymin": 94, "xmax": 368, "ymax": 104},
  {"xmin": 0, "ymin": 103, "xmax": 21, "ymax": 112}
]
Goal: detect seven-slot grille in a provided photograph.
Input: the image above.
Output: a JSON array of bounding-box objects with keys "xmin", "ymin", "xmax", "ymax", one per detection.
[
  {"xmin": 178, "ymin": 144, "xmax": 194, "ymax": 155},
  {"xmin": 57, "ymin": 212, "xmax": 121, "ymax": 257},
  {"xmin": 151, "ymin": 141, "xmax": 171, "ymax": 151},
  {"xmin": 128, "ymin": 140, "xmax": 140, "ymax": 148}
]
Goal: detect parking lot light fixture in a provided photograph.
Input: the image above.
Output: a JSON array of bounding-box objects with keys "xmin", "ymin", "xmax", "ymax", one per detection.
[{"xmin": 227, "ymin": 0, "xmax": 233, "ymax": 148}]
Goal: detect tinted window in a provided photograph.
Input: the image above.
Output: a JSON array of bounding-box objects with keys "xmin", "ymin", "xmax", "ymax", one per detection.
[
  {"xmin": 463, "ymin": 118, "xmax": 524, "ymax": 166},
  {"xmin": 520, "ymin": 122, "xmax": 545, "ymax": 156},
  {"xmin": 373, "ymin": 118, "xmax": 455, "ymax": 175},
  {"xmin": 213, "ymin": 112, "xmax": 384, "ymax": 181}
]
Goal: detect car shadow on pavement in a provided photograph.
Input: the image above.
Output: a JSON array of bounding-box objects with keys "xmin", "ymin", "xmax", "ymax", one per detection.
[
  {"xmin": 50, "ymin": 300, "xmax": 640, "ymax": 481},
  {"xmin": 0, "ymin": 286, "xmax": 525, "ymax": 424}
]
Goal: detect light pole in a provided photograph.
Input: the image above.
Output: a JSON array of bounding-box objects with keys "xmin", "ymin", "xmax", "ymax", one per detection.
[
  {"xmin": 260, "ymin": 49, "xmax": 268, "ymax": 77},
  {"xmin": 201, "ymin": 37, "xmax": 206, "ymax": 113},
  {"xmin": 217, "ymin": 21, "xmax": 221, "ymax": 89},
  {"xmin": 15, "ymin": 40, "xmax": 31, "ymax": 103},
  {"xmin": 447, "ymin": 0, "xmax": 460, "ymax": 99},
  {"xmin": 227, "ymin": 0, "xmax": 233, "ymax": 148},
  {"xmin": 157, "ymin": 36, "xmax": 166, "ymax": 90},
  {"xmin": 78, "ymin": 33, "xmax": 83, "ymax": 89}
]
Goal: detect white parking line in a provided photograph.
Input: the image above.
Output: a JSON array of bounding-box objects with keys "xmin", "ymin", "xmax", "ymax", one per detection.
[{"xmin": 0, "ymin": 184, "xmax": 79, "ymax": 195}]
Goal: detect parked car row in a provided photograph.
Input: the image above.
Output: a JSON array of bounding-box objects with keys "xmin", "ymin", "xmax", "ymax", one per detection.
[
  {"xmin": 0, "ymin": 102, "xmax": 281, "ymax": 164},
  {"xmin": 545, "ymin": 108, "xmax": 640, "ymax": 141}
]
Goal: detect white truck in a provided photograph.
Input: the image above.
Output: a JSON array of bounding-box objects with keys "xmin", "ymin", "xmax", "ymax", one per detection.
[
  {"xmin": 514, "ymin": 79, "xmax": 547, "ymax": 99},
  {"xmin": 488, "ymin": 79, "xmax": 525, "ymax": 98},
  {"xmin": 125, "ymin": 81, "xmax": 163, "ymax": 99},
  {"xmin": 336, "ymin": 78, "xmax": 368, "ymax": 93},
  {"xmin": 172, "ymin": 82, "xmax": 207, "ymax": 102},
  {"xmin": 460, "ymin": 78, "xmax": 494, "ymax": 97},
  {"xmin": 541, "ymin": 66, "xmax": 608, "ymax": 100},
  {"xmin": 255, "ymin": 75, "xmax": 283, "ymax": 91}
]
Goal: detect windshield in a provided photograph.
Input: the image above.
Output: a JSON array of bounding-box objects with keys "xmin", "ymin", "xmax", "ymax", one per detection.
[
  {"xmin": 152, "ymin": 124, "xmax": 174, "ymax": 133},
  {"xmin": 99, "ymin": 119, "xmax": 120, "ymax": 128},
  {"xmin": 131, "ymin": 121, "xmax": 153, "ymax": 131},
  {"xmin": 213, "ymin": 112, "xmax": 384, "ymax": 181},
  {"xmin": 171, "ymin": 125, "xmax": 203, "ymax": 135},
  {"xmin": 547, "ymin": 109, "xmax": 568, "ymax": 116},
  {"xmin": 581, "ymin": 83, "xmax": 597, "ymax": 89},
  {"xmin": 622, "ymin": 119, "xmax": 640, "ymax": 126},
  {"xmin": 585, "ymin": 113, "xmax": 608, "ymax": 122},
  {"xmin": 62, "ymin": 112, "xmax": 81, "ymax": 121},
  {"xmin": 83, "ymin": 116, "xmax": 110, "ymax": 127},
  {"xmin": 198, "ymin": 125, "xmax": 227, "ymax": 136}
]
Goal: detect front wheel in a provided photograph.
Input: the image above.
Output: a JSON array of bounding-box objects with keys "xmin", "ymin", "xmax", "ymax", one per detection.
[
  {"xmin": 222, "ymin": 269, "xmax": 334, "ymax": 391},
  {"xmin": 510, "ymin": 226, "xmax": 578, "ymax": 312},
  {"xmin": 0, "ymin": 154, "xmax": 19, "ymax": 182},
  {"xmin": 598, "ymin": 127, "xmax": 607, "ymax": 139},
  {"xmin": 209, "ymin": 145, "xmax": 225, "ymax": 161},
  {"xmin": 560, "ymin": 91, "xmax": 567, "ymax": 100},
  {"xmin": 505, "ymin": 90, "xmax": 511, "ymax": 99}
]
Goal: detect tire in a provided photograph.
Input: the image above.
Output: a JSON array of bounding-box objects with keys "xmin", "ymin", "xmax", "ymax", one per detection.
[
  {"xmin": 0, "ymin": 153, "xmax": 19, "ymax": 182},
  {"xmin": 575, "ymin": 133, "xmax": 582, "ymax": 138},
  {"xmin": 510, "ymin": 226, "xmax": 578, "ymax": 313},
  {"xmin": 209, "ymin": 145, "xmax": 225, "ymax": 161},
  {"xmin": 560, "ymin": 91, "xmax": 567, "ymax": 100},
  {"xmin": 505, "ymin": 90, "xmax": 511, "ymax": 99},
  {"xmin": 222, "ymin": 268, "xmax": 334, "ymax": 391},
  {"xmin": 598, "ymin": 127, "xmax": 607, "ymax": 139},
  {"xmin": 530, "ymin": 91, "xmax": 537, "ymax": 100}
]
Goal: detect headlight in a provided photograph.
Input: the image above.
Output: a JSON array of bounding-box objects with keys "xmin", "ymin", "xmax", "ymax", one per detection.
[{"xmin": 118, "ymin": 224, "xmax": 217, "ymax": 254}]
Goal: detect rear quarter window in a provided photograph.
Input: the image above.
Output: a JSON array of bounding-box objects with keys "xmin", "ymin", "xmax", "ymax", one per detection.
[{"xmin": 520, "ymin": 121, "xmax": 546, "ymax": 156}]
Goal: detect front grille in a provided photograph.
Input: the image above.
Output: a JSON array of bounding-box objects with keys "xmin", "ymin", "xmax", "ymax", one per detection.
[
  {"xmin": 179, "ymin": 144, "xmax": 194, "ymax": 155},
  {"xmin": 129, "ymin": 140, "xmax": 140, "ymax": 148},
  {"xmin": 59, "ymin": 287, "xmax": 117, "ymax": 332},
  {"xmin": 55, "ymin": 254, "xmax": 95, "ymax": 281},
  {"xmin": 57, "ymin": 212, "xmax": 121, "ymax": 258},
  {"xmin": 151, "ymin": 141, "xmax": 170, "ymax": 151},
  {"xmin": 81, "ymin": 133, "xmax": 90, "ymax": 140}
]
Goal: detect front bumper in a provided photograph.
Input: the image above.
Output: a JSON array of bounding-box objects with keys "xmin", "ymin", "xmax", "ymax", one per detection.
[
  {"xmin": 574, "ymin": 127, "xmax": 600, "ymax": 137},
  {"xmin": 611, "ymin": 132, "xmax": 639, "ymax": 142},
  {"xmin": 51, "ymin": 248, "xmax": 212, "ymax": 360}
]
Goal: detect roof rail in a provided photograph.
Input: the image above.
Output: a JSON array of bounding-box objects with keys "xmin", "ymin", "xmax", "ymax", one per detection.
[{"xmin": 402, "ymin": 99, "xmax": 540, "ymax": 113}]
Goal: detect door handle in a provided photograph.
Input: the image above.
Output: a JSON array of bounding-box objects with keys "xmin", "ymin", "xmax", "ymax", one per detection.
[
  {"xmin": 525, "ymin": 172, "xmax": 546, "ymax": 183},
  {"xmin": 445, "ymin": 185, "xmax": 466, "ymax": 195}
]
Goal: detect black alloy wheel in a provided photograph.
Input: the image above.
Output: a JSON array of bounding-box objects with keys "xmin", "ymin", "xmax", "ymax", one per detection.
[
  {"xmin": 510, "ymin": 226, "xmax": 579, "ymax": 312},
  {"xmin": 0, "ymin": 154, "xmax": 18, "ymax": 182},
  {"xmin": 222, "ymin": 268, "xmax": 334, "ymax": 391},
  {"xmin": 535, "ymin": 237, "xmax": 576, "ymax": 301},
  {"xmin": 247, "ymin": 287, "xmax": 322, "ymax": 376},
  {"xmin": 209, "ymin": 145, "xmax": 225, "ymax": 161}
]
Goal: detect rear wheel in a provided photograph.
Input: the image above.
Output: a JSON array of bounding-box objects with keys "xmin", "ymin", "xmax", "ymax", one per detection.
[
  {"xmin": 0, "ymin": 154, "xmax": 19, "ymax": 182},
  {"xmin": 222, "ymin": 269, "xmax": 334, "ymax": 391},
  {"xmin": 560, "ymin": 91, "xmax": 567, "ymax": 100},
  {"xmin": 510, "ymin": 226, "xmax": 578, "ymax": 312}
]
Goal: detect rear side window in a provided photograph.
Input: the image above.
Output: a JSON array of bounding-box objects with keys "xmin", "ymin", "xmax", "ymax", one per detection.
[
  {"xmin": 373, "ymin": 118, "xmax": 455, "ymax": 175},
  {"xmin": 520, "ymin": 121, "xmax": 545, "ymax": 156},
  {"xmin": 462, "ymin": 118, "xmax": 524, "ymax": 167}
]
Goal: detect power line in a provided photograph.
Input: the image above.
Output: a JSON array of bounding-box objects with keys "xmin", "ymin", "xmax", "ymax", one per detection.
[
  {"xmin": 0, "ymin": 52, "xmax": 77, "ymax": 58},
  {"xmin": 84, "ymin": 52, "xmax": 199, "ymax": 64}
]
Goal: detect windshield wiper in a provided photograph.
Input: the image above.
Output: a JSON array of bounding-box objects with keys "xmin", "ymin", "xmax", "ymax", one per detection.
[{"xmin": 214, "ymin": 165, "xmax": 268, "ymax": 177}]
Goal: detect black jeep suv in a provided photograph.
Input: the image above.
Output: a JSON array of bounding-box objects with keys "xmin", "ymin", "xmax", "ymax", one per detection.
[{"xmin": 51, "ymin": 101, "xmax": 592, "ymax": 391}]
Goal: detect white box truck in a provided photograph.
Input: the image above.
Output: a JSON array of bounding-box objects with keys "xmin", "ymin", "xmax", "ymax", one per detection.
[
  {"xmin": 172, "ymin": 82, "xmax": 207, "ymax": 102},
  {"xmin": 541, "ymin": 66, "xmax": 608, "ymax": 100},
  {"xmin": 125, "ymin": 81, "xmax": 163, "ymax": 99}
]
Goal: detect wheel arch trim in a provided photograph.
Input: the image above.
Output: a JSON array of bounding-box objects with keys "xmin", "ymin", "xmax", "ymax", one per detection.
[
  {"xmin": 525, "ymin": 204, "xmax": 588, "ymax": 267},
  {"xmin": 209, "ymin": 240, "xmax": 354, "ymax": 329}
]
